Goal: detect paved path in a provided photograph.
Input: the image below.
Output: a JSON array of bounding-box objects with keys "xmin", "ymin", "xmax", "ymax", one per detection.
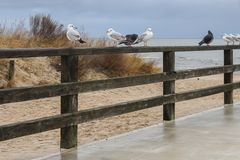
[{"xmin": 40, "ymin": 104, "xmax": 240, "ymax": 160}]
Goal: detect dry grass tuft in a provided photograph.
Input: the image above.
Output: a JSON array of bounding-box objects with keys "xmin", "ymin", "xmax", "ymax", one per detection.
[{"xmin": 0, "ymin": 14, "xmax": 160, "ymax": 88}]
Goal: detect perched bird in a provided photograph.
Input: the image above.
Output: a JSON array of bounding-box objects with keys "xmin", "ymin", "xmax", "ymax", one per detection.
[
  {"xmin": 66, "ymin": 24, "xmax": 86, "ymax": 45},
  {"xmin": 222, "ymin": 34, "xmax": 232, "ymax": 45},
  {"xmin": 118, "ymin": 34, "xmax": 138, "ymax": 46},
  {"xmin": 106, "ymin": 28, "xmax": 126, "ymax": 46},
  {"xmin": 229, "ymin": 34, "xmax": 237, "ymax": 45},
  {"xmin": 198, "ymin": 30, "xmax": 214, "ymax": 46},
  {"xmin": 134, "ymin": 28, "xmax": 153, "ymax": 46},
  {"xmin": 236, "ymin": 34, "xmax": 240, "ymax": 44}
]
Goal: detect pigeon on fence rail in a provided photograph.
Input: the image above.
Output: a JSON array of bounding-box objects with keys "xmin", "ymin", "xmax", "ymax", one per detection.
[
  {"xmin": 118, "ymin": 34, "xmax": 138, "ymax": 46},
  {"xmin": 198, "ymin": 30, "xmax": 214, "ymax": 46}
]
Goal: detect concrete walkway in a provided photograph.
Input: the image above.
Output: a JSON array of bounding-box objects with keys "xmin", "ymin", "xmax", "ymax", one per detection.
[{"xmin": 40, "ymin": 104, "xmax": 240, "ymax": 160}]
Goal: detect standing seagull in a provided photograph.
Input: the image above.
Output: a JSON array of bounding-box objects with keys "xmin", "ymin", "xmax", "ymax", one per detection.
[
  {"xmin": 118, "ymin": 34, "xmax": 138, "ymax": 46},
  {"xmin": 106, "ymin": 28, "xmax": 126, "ymax": 46},
  {"xmin": 135, "ymin": 28, "xmax": 153, "ymax": 46},
  {"xmin": 66, "ymin": 24, "xmax": 86, "ymax": 45},
  {"xmin": 222, "ymin": 33, "xmax": 232, "ymax": 45},
  {"xmin": 198, "ymin": 30, "xmax": 214, "ymax": 46},
  {"xmin": 236, "ymin": 34, "xmax": 240, "ymax": 45},
  {"xmin": 229, "ymin": 34, "xmax": 237, "ymax": 45}
]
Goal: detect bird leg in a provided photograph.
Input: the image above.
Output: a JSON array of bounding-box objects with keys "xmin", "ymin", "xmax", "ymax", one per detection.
[
  {"xmin": 144, "ymin": 42, "xmax": 147, "ymax": 47},
  {"xmin": 113, "ymin": 41, "xmax": 118, "ymax": 47}
]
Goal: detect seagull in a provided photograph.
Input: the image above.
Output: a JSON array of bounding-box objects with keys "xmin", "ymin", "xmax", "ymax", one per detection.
[
  {"xmin": 229, "ymin": 34, "xmax": 237, "ymax": 45},
  {"xmin": 118, "ymin": 34, "xmax": 138, "ymax": 46},
  {"xmin": 222, "ymin": 33, "xmax": 232, "ymax": 45},
  {"xmin": 66, "ymin": 24, "xmax": 86, "ymax": 45},
  {"xmin": 134, "ymin": 28, "xmax": 153, "ymax": 46},
  {"xmin": 106, "ymin": 28, "xmax": 126, "ymax": 46},
  {"xmin": 236, "ymin": 34, "xmax": 240, "ymax": 45},
  {"xmin": 199, "ymin": 30, "xmax": 214, "ymax": 46}
]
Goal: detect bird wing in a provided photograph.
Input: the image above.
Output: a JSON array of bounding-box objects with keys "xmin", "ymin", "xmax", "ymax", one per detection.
[
  {"xmin": 203, "ymin": 34, "xmax": 213, "ymax": 43},
  {"xmin": 67, "ymin": 29, "xmax": 81, "ymax": 41},
  {"xmin": 135, "ymin": 33, "xmax": 147, "ymax": 44},
  {"xmin": 110, "ymin": 32, "xmax": 125, "ymax": 41},
  {"xmin": 223, "ymin": 36, "xmax": 231, "ymax": 42}
]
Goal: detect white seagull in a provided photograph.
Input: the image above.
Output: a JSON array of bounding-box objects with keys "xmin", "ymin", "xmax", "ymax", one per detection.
[
  {"xmin": 229, "ymin": 34, "xmax": 237, "ymax": 45},
  {"xmin": 135, "ymin": 28, "xmax": 153, "ymax": 46},
  {"xmin": 222, "ymin": 33, "xmax": 233, "ymax": 45},
  {"xmin": 66, "ymin": 24, "xmax": 86, "ymax": 45},
  {"xmin": 236, "ymin": 34, "xmax": 240, "ymax": 45},
  {"xmin": 106, "ymin": 28, "xmax": 126, "ymax": 46}
]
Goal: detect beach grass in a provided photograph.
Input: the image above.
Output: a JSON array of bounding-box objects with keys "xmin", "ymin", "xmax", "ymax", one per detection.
[{"xmin": 0, "ymin": 14, "xmax": 160, "ymax": 88}]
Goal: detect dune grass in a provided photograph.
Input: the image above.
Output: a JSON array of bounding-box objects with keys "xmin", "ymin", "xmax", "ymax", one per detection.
[{"xmin": 0, "ymin": 14, "xmax": 160, "ymax": 88}]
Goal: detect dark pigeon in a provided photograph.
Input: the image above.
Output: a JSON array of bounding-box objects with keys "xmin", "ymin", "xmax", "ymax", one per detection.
[
  {"xmin": 199, "ymin": 30, "xmax": 214, "ymax": 46},
  {"xmin": 119, "ymin": 34, "xmax": 138, "ymax": 46}
]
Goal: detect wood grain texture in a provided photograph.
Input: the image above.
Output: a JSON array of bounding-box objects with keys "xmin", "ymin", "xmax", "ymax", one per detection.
[
  {"xmin": 1, "ymin": 65, "xmax": 240, "ymax": 105},
  {"xmin": 224, "ymin": 49, "xmax": 233, "ymax": 104},
  {"xmin": 60, "ymin": 55, "xmax": 79, "ymax": 149},
  {"xmin": 1, "ymin": 82, "xmax": 240, "ymax": 142},
  {"xmin": 1, "ymin": 45, "xmax": 240, "ymax": 58},
  {"xmin": 163, "ymin": 51, "xmax": 175, "ymax": 121}
]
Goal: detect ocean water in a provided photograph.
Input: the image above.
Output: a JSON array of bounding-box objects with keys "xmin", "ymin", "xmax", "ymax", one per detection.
[{"xmin": 138, "ymin": 39, "xmax": 240, "ymax": 71}]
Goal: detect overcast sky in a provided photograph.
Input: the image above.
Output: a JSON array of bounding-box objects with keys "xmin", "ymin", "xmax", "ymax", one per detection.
[{"xmin": 1, "ymin": 0, "xmax": 240, "ymax": 38}]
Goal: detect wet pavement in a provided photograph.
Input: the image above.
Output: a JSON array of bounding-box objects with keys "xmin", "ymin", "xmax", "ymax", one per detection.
[{"xmin": 39, "ymin": 104, "xmax": 240, "ymax": 160}]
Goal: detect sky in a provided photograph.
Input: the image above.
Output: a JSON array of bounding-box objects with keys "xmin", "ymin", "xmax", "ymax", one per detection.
[{"xmin": 0, "ymin": 0, "xmax": 240, "ymax": 38}]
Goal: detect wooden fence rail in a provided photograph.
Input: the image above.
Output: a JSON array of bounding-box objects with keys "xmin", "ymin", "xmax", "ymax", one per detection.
[{"xmin": 0, "ymin": 45, "xmax": 240, "ymax": 149}]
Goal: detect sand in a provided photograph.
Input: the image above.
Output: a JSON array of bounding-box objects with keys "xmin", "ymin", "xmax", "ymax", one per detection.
[{"xmin": 0, "ymin": 74, "xmax": 240, "ymax": 160}]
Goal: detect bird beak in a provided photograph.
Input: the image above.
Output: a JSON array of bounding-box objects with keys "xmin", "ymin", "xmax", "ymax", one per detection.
[{"xmin": 74, "ymin": 26, "xmax": 78, "ymax": 30}]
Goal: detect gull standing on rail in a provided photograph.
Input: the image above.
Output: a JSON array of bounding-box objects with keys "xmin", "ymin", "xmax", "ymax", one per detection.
[
  {"xmin": 134, "ymin": 28, "xmax": 153, "ymax": 46},
  {"xmin": 222, "ymin": 33, "xmax": 232, "ymax": 45},
  {"xmin": 229, "ymin": 34, "xmax": 238, "ymax": 45},
  {"xmin": 236, "ymin": 34, "xmax": 240, "ymax": 45},
  {"xmin": 66, "ymin": 24, "xmax": 86, "ymax": 46},
  {"xmin": 106, "ymin": 28, "xmax": 126, "ymax": 47}
]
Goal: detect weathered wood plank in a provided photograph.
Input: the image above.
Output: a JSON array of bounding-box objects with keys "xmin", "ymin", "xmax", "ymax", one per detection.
[
  {"xmin": 0, "ymin": 81, "xmax": 240, "ymax": 142},
  {"xmin": 60, "ymin": 55, "xmax": 79, "ymax": 149},
  {"xmin": 1, "ymin": 65, "xmax": 240, "ymax": 105},
  {"xmin": 1, "ymin": 45, "xmax": 240, "ymax": 58},
  {"xmin": 163, "ymin": 51, "xmax": 175, "ymax": 121},
  {"xmin": 8, "ymin": 60, "xmax": 15, "ymax": 81},
  {"xmin": 224, "ymin": 49, "xmax": 233, "ymax": 104}
]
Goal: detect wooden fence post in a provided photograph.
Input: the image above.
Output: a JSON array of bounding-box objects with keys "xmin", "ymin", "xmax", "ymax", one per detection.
[
  {"xmin": 60, "ymin": 54, "xmax": 79, "ymax": 149},
  {"xmin": 224, "ymin": 49, "xmax": 233, "ymax": 104},
  {"xmin": 8, "ymin": 60, "xmax": 15, "ymax": 81},
  {"xmin": 163, "ymin": 51, "xmax": 175, "ymax": 121}
]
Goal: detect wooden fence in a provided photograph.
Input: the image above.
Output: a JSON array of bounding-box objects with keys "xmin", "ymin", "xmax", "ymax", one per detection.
[{"xmin": 0, "ymin": 45, "xmax": 240, "ymax": 149}]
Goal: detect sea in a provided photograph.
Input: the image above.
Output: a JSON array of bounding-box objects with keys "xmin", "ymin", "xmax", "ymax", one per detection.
[{"xmin": 138, "ymin": 39, "xmax": 240, "ymax": 72}]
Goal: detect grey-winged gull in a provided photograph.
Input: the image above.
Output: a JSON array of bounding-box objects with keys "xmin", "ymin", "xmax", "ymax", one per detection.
[
  {"xmin": 106, "ymin": 28, "xmax": 126, "ymax": 46},
  {"xmin": 222, "ymin": 33, "xmax": 232, "ymax": 45},
  {"xmin": 66, "ymin": 24, "xmax": 86, "ymax": 45},
  {"xmin": 134, "ymin": 28, "xmax": 153, "ymax": 46}
]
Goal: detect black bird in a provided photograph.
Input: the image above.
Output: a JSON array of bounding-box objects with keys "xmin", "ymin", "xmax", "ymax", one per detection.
[
  {"xmin": 199, "ymin": 30, "xmax": 214, "ymax": 46},
  {"xmin": 119, "ymin": 34, "xmax": 138, "ymax": 46}
]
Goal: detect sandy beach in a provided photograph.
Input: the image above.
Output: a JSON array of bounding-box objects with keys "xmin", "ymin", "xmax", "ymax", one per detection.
[{"xmin": 0, "ymin": 74, "xmax": 240, "ymax": 160}]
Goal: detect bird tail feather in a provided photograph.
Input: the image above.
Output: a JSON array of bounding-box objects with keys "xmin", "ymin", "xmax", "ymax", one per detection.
[
  {"xmin": 79, "ymin": 38, "xmax": 86, "ymax": 44},
  {"xmin": 198, "ymin": 40, "xmax": 204, "ymax": 46},
  {"xmin": 118, "ymin": 40, "xmax": 127, "ymax": 45}
]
